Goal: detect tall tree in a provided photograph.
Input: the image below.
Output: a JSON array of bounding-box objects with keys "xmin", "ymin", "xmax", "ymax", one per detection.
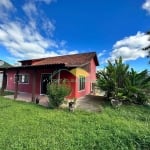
[
  {"xmin": 97, "ymin": 57, "xmax": 129, "ymax": 98},
  {"xmin": 97, "ymin": 57, "xmax": 150, "ymax": 104}
]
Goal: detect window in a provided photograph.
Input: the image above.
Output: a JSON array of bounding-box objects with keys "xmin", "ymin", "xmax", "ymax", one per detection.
[
  {"xmin": 15, "ymin": 74, "xmax": 29, "ymax": 84},
  {"xmin": 79, "ymin": 76, "xmax": 85, "ymax": 91}
]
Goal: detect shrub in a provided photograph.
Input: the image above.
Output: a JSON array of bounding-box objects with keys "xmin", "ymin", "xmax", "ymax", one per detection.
[
  {"xmin": 125, "ymin": 86, "xmax": 148, "ymax": 104},
  {"xmin": 47, "ymin": 81, "xmax": 71, "ymax": 108},
  {"xmin": 97, "ymin": 57, "xmax": 150, "ymax": 105}
]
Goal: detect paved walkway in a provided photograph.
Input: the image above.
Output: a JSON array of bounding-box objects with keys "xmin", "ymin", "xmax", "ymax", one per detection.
[
  {"xmin": 4, "ymin": 92, "xmax": 106, "ymax": 112},
  {"xmin": 4, "ymin": 93, "xmax": 49, "ymax": 107}
]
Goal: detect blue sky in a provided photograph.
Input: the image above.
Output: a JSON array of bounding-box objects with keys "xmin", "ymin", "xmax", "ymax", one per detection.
[{"xmin": 0, "ymin": 0, "xmax": 150, "ymax": 71}]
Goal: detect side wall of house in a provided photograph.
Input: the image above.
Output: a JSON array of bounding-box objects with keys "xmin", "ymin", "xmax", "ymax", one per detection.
[{"xmin": 75, "ymin": 58, "xmax": 96, "ymax": 98}]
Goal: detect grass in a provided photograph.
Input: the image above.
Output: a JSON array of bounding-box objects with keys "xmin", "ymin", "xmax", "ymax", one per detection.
[{"xmin": 0, "ymin": 96, "xmax": 150, "ymax": 150}]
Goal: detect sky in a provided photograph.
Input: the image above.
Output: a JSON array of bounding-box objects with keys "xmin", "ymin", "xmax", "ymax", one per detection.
[{"xmin": 0, "ymin": 0, "xmax": 150, "ymax": 71}]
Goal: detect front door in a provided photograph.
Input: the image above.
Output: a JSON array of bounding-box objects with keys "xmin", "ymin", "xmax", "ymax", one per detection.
[{"xmin": 41, "ymin": 73, "xmax": 51, "ymax": 94}]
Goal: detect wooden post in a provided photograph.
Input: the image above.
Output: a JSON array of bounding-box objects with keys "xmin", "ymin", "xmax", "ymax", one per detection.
[
  {"xmin": 31, "ymin": 69, "xmax": 36, "ymax": 102},
  {"xmin": 58, "ymin": 69, "xmax": 60, "ymax": 84},
  {"xmin": 0, "ymin": 70, "xmax": 7, "ymax": 95},
  {"xmin": 14, "ymin": 70, "xmax": 19, "ymax": 99}
]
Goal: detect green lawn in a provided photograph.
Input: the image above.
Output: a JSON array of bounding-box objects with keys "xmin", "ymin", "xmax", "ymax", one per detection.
[{"xmin": 0, "ymin": 96, "xmax": 150, "ymax": 150}]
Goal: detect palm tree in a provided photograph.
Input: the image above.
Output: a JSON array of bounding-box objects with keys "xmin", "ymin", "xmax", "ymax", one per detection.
[
  {"xmin": 128, "ymin": 68, "xmax": 150, "ymax": 89},
  {"xmin": 97, "ymin": 57, "xmax": 150, "ymax": 104},
  {"xmin": 97, "ymin": 57, "xmax": 129, "ymax": 99},
  {"xmin": 127, "ymin": 68, "xmax": 150, "ymax": 104}
]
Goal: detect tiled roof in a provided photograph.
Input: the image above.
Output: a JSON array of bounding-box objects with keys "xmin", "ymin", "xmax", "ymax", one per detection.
[{"xmin": 27, "ymin": 52, "xmax": 99, "ymax": 67}]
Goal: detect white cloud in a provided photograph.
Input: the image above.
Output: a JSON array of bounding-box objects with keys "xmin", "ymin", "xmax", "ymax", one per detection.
[
  {"xmin": 59, "ymin": 40, "xmax": 67, "ymax": 47},
  {"xmin": 22, "ymin": 1, "xmax": 55, "ymax": 37},
  {"xmin": 98, "ymin": 50, "xmax": 106, "ymax": 58},
  {"xmin": 22, "ymin": 2, "xmax": 37, "ymax": 18},
  {"xmin": 68, "ymin": 50, "xmax": 78, "ymax": 55},
  {"xmin": 0, "ymin": 0, "xmax": 76, "ymax": 62},
  {"xmin": 0, "ymin": 0, "xmax": 78, "ymax": 66},
  {"xmin": 108, "ymin": 32, "xmax": 150, "ymax": 62},
  {"xmin": 41, "ymin": 18, "xmax": 55, "ymax": 36},
  {"xmin": 0, "ymin": 21, "xmax": 59, "ymax": 60},
  {"xmin": 0, "ymin": 0, "xmax": 13, "ymax": 10},
  {"xmin": 58, "ymin": 49, "xmax": 78, "ymax": 55},
  {"xmin": 142, "ymin": 0, "xmax": 150, "ymax": 14},
  {"xmin": 36, "ymin": 0, "xmax": 56, "ymax": 4},
  {"xmin": 0, "ymin": 0, "xmax": 14, "ymax": 21}
]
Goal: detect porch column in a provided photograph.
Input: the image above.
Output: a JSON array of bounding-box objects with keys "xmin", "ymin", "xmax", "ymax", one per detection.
[
  {"xmin": 58, "ymin": 69, "xmax": 60, "ymax": 84},
  {"xmin": 14, "ymin": 70, "xmax": 19, "ymax": 99},
  {"xmin": 31, "ymin": 69, "xmax": 37, "ymax": 102},
  {"xmin": 0, "ymin": 70, "xmax": 7, "ymax": 95}
]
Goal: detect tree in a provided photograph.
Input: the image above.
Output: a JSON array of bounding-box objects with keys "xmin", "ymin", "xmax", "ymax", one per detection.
[
  {"xmin": 97, "ymin": 57, "xmax": 150, "ymax": 104},
  {"xmin": 127, "ymin": 68, "xmax": 150, "ymax": 104},
  {"xmin": 97, "ymin": 57, "xmax": 129, "ymax": 99}
]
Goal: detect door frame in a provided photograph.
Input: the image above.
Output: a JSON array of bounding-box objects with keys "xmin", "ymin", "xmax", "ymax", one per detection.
[{"xmin": 40, "ymin": 73, "xmax": 51, "ymax": 95}]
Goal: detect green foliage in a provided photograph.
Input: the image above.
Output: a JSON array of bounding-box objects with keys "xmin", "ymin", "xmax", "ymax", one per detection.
[
  {"xmin": 0, "ymin": 90, "xmax": 14, "ymax": 96},
  {"xmin": 0, "ymin": 97, "xmax": 150, "ymax": 149},
  {"xmin": 47, "ymin": 82, "xmax": 71, "ymax": 108},
  {"xmin": 97, "ymin": 57, "xmax": 150, "ymax": 104},
  {"xmin": 127, "ymin": 69, "xmax": 150, "ymax": 104},
  {"xmin": 97, "ymin": 57, "xmax": 129, "ymax": 98}
]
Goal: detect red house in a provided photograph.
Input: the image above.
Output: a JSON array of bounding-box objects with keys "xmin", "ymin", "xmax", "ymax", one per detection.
[{"xmin": 0, "ymin": 52, "xmax": 99, "ymax": 100}]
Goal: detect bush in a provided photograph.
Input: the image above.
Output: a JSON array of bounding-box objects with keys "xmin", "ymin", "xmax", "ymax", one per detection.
[
  {"xmin": 125, "ymin": 86, "xmax": 148, "ymax": 104},
  {"xmin": 47, "ymin": 82, "xmax": 71, "ymax": 108}
]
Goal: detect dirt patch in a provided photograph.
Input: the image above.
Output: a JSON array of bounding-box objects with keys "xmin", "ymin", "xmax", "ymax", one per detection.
[{"xmin": 75, "ymin": 95, "xmax": 106, "ymax": 112}]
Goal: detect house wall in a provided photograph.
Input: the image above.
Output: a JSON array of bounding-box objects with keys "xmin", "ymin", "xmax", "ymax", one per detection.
[
  {"xmin": 5, "ymin": 68, "xmax": 76, "ymax": 98},
  {"xmin": 5, "ymin": 58, "xmax": 97, "ymax": 99},
  {"xmin": 6, "ymin": 70, "xmax": 33, "ymax": 93},
  {"xmin": 59, "ymin": 70, "xmax": 76, "ymax": 99},
  {"xmin": 90, "ymin": 58, "xmax": 97, "ymax": 82},
  {"xmin": 75, "ymin": 58, "xmax": 97, "ymax": 98}
]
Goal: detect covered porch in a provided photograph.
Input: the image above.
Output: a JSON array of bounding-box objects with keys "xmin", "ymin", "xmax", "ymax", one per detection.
[
  {"xmin": 4, "ymin": 92, "xmax": 49, "ymax": 107},
  {"xmin": 0, "ymin": 63, "xmax": 68, "ymax": 101}
]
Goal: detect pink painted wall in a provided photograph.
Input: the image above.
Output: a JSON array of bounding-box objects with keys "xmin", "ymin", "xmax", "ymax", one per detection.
[
  {"xmin": 6, "ymin": 70, "xmax": 33, "ymax": 93},
  {"xmin": 6, "ymin": 58, "xmax": 97, "ymax": 99},
  {"xmin": 75, "ymin": 58, "xmax": 97, "ymax": 98},
  {"xmin": 6, "ymin": 69, "xmax": 58, "ymax": 94},
  {"xmin": 6, "ymin": 68, "xmax": 76, "ymax": 98}
]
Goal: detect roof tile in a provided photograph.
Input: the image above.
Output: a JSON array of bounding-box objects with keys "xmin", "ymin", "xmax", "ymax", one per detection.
[{"xmin": 31, "ymin": 52, "xmax": 99, "ymax": 67}]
